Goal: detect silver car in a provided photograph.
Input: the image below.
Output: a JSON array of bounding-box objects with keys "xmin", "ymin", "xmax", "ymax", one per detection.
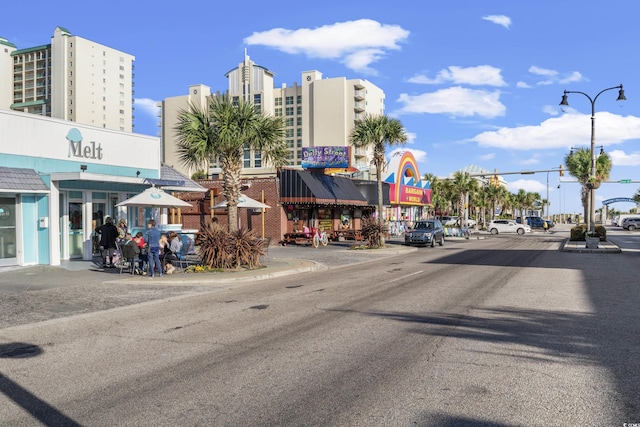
[{"xmin": 404, "ymin": 220, "xmax": 445, "ymax": 247}]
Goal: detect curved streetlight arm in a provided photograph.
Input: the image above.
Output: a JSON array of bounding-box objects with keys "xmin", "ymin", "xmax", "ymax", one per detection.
[{"xmin": 559, "ymin": 84, "xmax": 625, "ymax": 233}]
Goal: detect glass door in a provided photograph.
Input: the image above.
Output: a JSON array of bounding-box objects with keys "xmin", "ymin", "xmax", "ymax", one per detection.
[
  {"xmin": 68, "ymin": 201, "xmax": 83, "ymax": 258},
  {"xmin": 0, "ymin": 197, "xmax": 17, "ymax": 266}
]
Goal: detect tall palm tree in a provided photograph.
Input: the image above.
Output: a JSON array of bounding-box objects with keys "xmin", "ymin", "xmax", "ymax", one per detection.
[
  {"xmin": 423, "ymin": 173, "xmax": 446, "ymax": 219},
  {"xmin": 449, "ymin": 172, "xmax": 476, "ymax": 226},
  {"xmin": 564, "ymin": 148, "xmax": 613, "ymax": 224},
  {"xmin": 514, "ymin": 189, "xmax": 528, "ymax": 223},
  {"xmin": 349, "ymin": 114, "xmax": 408, "ymax": 222},
  {"xmin": 174, "ymin": 96, "xmax": 288, "ymax": 232}
]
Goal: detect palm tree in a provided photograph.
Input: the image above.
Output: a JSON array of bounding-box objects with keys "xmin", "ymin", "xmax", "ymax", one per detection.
[
  {"xmin": 423, "ymin": 173, "xmax": 446, "ymax": 219},
  {"xmin": 564, "ymin": 148, "xmax": 613, "ymax": 224},
  {"xmin": 514, "ymin": 189, "xmax": 528, "ymax": 223},
  {"xmin": 349, "ymin": 114, "xmax": 408, "ymax": 223},
  {"xmin": 449, "ymin": 172, "xmax": 476, "ymax": 226},
  {"xmin": 174, "ymin": 96, "xmax": 288, "ymax": 232},
  {"xmin": 633, "ymin": 188, "xmax": 640, "ymax": 204}
]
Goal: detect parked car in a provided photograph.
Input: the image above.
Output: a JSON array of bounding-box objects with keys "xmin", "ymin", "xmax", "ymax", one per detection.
[
  {"xmin": 614, "ymin": 215, "xmax": 637, "ymax": 227},
  {"xmin": 516, "ymin": 216, "xmax": 554, "ymax": 229},
  {"xmin": 621, "ymin": 217, "xmax": 640, "ymax": 231},
  {"xmin": 439, "ymin": 216, "xmax": 476, "ymax": 228},
  {"xmin": 488, "ymin": 219, "xmax": 531, "ymax": 235},
  {"xmin": 404, "ymin": 220, "xmax": 445, "ymax": 247}
]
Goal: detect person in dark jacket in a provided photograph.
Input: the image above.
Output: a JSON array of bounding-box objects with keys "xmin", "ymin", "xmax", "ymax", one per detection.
[{"xmin": 97, "ymin": 216, "xmax": 119, "ymax": 268}]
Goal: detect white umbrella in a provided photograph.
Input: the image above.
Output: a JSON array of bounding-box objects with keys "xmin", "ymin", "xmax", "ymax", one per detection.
[
  {"xmin": 212, "ymin": 194, "xmax": 271, "ymax": 210},
  {"xmin": 116, "ymin": 186, "xmax": 191, "ymax": 208}
]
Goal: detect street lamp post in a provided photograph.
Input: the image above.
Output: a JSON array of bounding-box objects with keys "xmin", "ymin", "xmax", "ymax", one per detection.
[{"xmin": 560, "ymin": 84, "xmax": 626, "ymax": 233}]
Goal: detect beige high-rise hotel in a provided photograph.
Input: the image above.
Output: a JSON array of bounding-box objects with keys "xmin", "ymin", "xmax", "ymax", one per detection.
[{"xmin": 160, "ymin": 53, "xmax": 385, "ymax": 179}]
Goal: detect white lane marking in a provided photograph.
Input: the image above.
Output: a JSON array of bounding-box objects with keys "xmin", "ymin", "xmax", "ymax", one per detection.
[{"xmin": 388, "ymin": 270, "xmax": 424, "ymax": 283}]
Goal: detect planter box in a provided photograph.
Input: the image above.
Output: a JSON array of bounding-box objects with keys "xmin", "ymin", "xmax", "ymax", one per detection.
[{"xmin": 586, "ymin": 237, "xmax": 599, "ymax": 249}]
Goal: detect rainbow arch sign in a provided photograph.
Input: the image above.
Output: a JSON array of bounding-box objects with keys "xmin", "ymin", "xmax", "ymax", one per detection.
[{"xmin": 383, "ymin": 151, "xmax": 431, "ymax": 205}]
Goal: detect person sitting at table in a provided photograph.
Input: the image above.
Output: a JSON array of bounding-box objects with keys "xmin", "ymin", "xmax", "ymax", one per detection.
[
  {"xmin": 121, "ymin": 232, "xmax": 142, "ymax": 275},
  {"xmin": 133, "ymin": 231, "xmax": 148, "ymax": 273},
  {"xmin": 163, "ymin": 231, "xmax": 183, "ymax": 274}
]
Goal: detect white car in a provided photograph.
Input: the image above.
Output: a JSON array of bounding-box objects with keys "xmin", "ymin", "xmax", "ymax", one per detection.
[
  {"xmin": 440, "ymin": 216, "xmax": 477, "ymax": 228},
  {"xmin": 488, "ymin": 219, "xmax": 531, "ymax": 235}
]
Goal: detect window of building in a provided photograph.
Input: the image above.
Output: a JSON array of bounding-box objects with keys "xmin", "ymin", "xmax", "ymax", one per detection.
[
  {"xmin": 297, "ymin": 139, "xmax": 302, "ymax": 148},
  {"xmin": 232, "ymin": 96, "xmax": 239, "ymax": 106},
  {"xmin": 275, "ymin": 108, "xmax": 282, "ymax": 117},
  {"xmin": 286, "ymin": 129, "xmax": 294, "ymax": 137},
  {"xmin": 297, "ymin": 106, "xmax": 302, "ymax": 115},
  {"xmin": 254, "ymin": 94, "xmax": 261, "ymax": 104},
  {"xmin": 254, "ymin": 151, "xmax": 262, "ymax": 168},
  {"xmin": 275, "ymin": 97, "xmax": 282, "ymax": 106},
  {"xmin": 244, "ymin": 148, "xmax": 251, "ymax": 168},
  {"xmin": 297, "ymin": 95, "xmax": 302, "ymax": 104},
  {"xmin": 297, "ymin": 117, "xmax": 302, "ymax": 126},
  {"xmin": 285, "ymin": 107, "xmax": 293, "ymax": 116},
  {"xmin": 285, "ymin": 96, "xmax": 294, "ymax": 105},
  {"xmin": 297, "ymin": 128, "xmax": 302, "ymax": 137},
  {"xmin": 286, "ymin": 118, "xmax": 294, "ymax": 127},
  {"xmin": 287, "ymin": 139, "xmax": 294, "ymax": 148}
]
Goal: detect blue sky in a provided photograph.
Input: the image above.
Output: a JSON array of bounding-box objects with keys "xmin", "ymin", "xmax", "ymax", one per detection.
[{"xmin": 3, "ymin": 0, "xmax": 640, "ymax": 215}]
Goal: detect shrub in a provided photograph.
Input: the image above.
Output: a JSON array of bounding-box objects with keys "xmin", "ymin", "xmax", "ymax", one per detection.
[
  {"xmin": 197, "ymin": 223, "xmax": 265, "ymax": 270},
  {"xmin": 361, "ymin": 217, "xmax": 388, "ymax": 248},
  {"xmin": 570, "ymin": 224, "xmax": 607, "ymax": 241}
]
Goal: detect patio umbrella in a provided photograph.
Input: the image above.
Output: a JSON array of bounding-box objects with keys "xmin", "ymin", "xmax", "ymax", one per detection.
[
  {"xmin": 212, "ymin": 194, "xmax": 271, "ymax": 210},
  {"xmin": 116, "ymin": 186, "xmax": 192, "ymax": 208}
]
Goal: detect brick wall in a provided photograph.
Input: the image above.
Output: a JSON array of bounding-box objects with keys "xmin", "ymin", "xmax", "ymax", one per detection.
[{"xmin": 176, "ymin": 177, "xmax": 286, "ymax": 246}]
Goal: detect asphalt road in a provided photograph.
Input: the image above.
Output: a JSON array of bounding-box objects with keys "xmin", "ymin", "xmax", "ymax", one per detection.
[{"xmin": 1, "ymin": 231, "xmax": 638, "ymax": 426}]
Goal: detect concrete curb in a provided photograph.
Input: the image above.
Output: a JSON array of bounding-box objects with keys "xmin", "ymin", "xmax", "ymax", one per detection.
[{"xmin": 559, "ymin": 238, "xmax": 622, "ymax": 253}]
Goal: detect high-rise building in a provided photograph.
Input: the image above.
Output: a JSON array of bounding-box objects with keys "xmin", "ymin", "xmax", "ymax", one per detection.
[
  {"xmin": 159, "ymin": 53, "xmax": 385, "ymax": 179},
  {"xmin": 0, "ymin": 27, "xmax": 135, "ymax": 132}
]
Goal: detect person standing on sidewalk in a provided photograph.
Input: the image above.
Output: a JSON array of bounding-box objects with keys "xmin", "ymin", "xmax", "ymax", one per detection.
[
  {"xmin": 96, "ymin": 216, "xmax": 119, "ymax": 268},
  {"xmin": 144, "ymin": 219, "xmax": 163, "ymax": 277},
  {"xmin": 543, "ymin": 220, "xmax": 549, "ymax": 233}
]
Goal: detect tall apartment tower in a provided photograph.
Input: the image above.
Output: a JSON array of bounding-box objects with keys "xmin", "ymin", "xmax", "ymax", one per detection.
[
  {"xmin": 0, "ymin": 27, "xmax": 135, "ymax": 132},
  {"xmin": 159, "ymin": 53, "xmax": 385, "ymax": 178}
]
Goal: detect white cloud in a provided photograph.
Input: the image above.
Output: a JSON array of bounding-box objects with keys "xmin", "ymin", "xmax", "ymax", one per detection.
[
  {"xmin": 479, "ymin": 153, "xmax": 495, "ymax": 161},
  {"xmin": 516, "ymin": 81, "xmax": 531, "ymax": 89},
  {"xmin": 482, "ymin": 15, "xmax": 512, "ymax": 29},
  {"xmin": 134, "ymin": 97, "xmax": 160, "ymax": 117},
  {"xmin": 470, "ymin": 112, "xmax": 640, "ymax": 150},
  {"xmin": 389, "ymin": 147, "xmax": 427, "ymax": 164},
  {"xmin": 608, "ymin": 149, "xmax": 640, "ymax": 166},
  {"xmin": 542, "ymin": 105, "xmax": 559, "ymax": 116},
  {"xmin": 395, "ymin": 86, "xmax": 506, "ymax": 118},
  {"xmin": 507, "ymin": 179, "xmax": 546, "ymax": 193},
  {"xmin": 407, "ymin": 65, "xmax": 506, "ymax": 87},
  {"xmin": 244, "ymin": 19, "xmax": 409, "ymax": 74},
  {"xmin": 528, "ymin": 66, "xmax": 583, "ymax": 86}
]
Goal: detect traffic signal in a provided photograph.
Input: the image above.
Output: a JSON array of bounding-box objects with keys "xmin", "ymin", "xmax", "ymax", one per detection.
[{"xmin": 559, "ymin": 165, "xmax": 564, "ymax": 177}]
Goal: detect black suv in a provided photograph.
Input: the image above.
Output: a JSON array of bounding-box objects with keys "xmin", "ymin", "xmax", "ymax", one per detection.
[{"xmin": 404, "ymin": 220, "xmax": 445, "ymax": 247}]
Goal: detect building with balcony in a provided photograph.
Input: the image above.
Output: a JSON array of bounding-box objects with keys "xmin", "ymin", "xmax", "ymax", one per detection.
[
  {"xmin": 0, "ymin": 27, "xmax": 135, "ymax": 132},
  {"xmin": 159, "ymin": 53, "xmax": 385, "ymax": 179}
]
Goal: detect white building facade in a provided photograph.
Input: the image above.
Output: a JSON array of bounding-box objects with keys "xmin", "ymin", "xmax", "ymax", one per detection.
[
  {"xmin": 0, "ymin": 27, "xmax": 135, "ymax": 133},
  {"xmin": 0, "ymin": 109, "xmax": 162, "ymax": 268}
]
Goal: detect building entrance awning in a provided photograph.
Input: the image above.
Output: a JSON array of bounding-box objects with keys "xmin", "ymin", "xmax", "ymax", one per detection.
[
  {"xmin": 279, "ymin": 169, "xmax": 369, "ymax": 206},
  {"xmin": 0, "ymin": 166, "xmax": 49, "ymax": 193}
]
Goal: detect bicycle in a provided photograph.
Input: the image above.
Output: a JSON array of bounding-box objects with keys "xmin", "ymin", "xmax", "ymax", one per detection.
[{"xmin": 312, "ymin": 228, "xmax": 329, "ymax": 248}]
